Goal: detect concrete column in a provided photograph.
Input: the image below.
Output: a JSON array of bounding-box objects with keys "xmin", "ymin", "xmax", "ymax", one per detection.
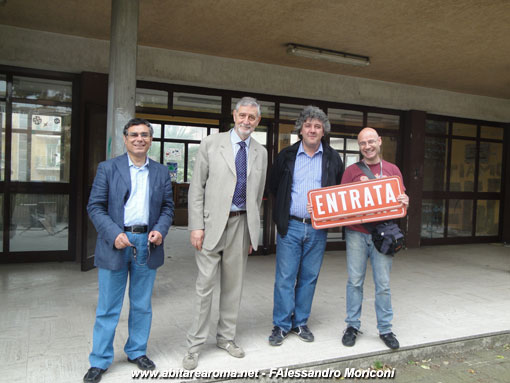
[
  {"xmin": 106, "ymin": 0, "xmax": 139, "ymax": 159},
  {"xmin": 502, "ymin": 124, "xmax": 510, "ymax": 244}
]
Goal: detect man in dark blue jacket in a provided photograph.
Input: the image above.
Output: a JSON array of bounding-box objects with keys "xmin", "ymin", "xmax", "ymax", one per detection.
[
  {"xmin": 83, "ymin": 118, "xmax": 174, "ymax": 383},
  {"xmin": 268, "ymin": 106, "xmax": 343, "ymax": 346}
]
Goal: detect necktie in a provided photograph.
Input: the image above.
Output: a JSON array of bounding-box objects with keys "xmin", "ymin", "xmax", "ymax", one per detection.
[{"xmin": 232, "ymin": 141, "xmax": 247, "ymax": 208}]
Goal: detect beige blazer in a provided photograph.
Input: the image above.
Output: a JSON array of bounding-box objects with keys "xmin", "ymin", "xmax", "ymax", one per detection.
[{"xmin": 188, "ymin": 131, "xmax": 268, "ymax": 251}]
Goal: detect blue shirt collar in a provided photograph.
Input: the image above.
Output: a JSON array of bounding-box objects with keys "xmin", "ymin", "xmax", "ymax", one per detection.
[
  {"xmin": 127, "ymin": 154, "xmax": 149, "ymax": 169},
  {"xmin": 297, "ymin": 141, "xmax": 323, "ymax": 157},
  {"xmin": 230, "ymin": 128, "xmax": 251, "ymax": 148}
]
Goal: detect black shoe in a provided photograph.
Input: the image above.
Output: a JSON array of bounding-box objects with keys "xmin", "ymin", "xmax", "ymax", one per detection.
[
  {"xmin": 342, "ymin": 327, "xmax": 361, "ymax": 347},
  {"xmin": 291, "ymin": 325, "xmax": 314, "ymax": 342},
  {"xmin": 379, "ymin": 332, "xmax": 400, "ymax": 350},
  {"xmin": 268, "ymin": 326, "xmax": 288, "ymax": 346},
  {"xmin": 128, "ymin": 355, "xmax": 156, "ymax": 370},
  {"xmin": 83, "ymin": 367, "xmax": 106, "ymax": 383}
]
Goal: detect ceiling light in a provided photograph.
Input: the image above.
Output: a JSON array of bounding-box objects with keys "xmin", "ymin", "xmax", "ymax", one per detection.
[{"xmin": 286, "ymin": 43, "xmax": 370, "ymax": 67}]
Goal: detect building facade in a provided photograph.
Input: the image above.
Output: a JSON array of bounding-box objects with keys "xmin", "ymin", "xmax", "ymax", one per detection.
[{"xmin": 0, "ymin": 14, "xmax": 509, "ymax": 268}]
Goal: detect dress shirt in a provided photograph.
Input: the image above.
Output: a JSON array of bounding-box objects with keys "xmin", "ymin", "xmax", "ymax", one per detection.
[
  {"xmin": 289, "ymin": 141, "xmax": 323, "ymax": 219},
  {"xmin": 230, "ymin": 129, "xmax": 251, "ymax": 212},
  {"xmin": 124, "ymin": 155, "xmax": 150, "ymax": 226}
]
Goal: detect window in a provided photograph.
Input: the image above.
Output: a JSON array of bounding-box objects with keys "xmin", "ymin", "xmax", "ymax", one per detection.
[
  {"xmin": 421, "ymin": 119, "xmax": 504, "ymax": 241},
  {"xmin": 135, "ymin": 82, "xmax": 405, "ymax": 252},
  {"xmin": 367, "ymin": 112, "xmax": 399, "ymax": 130},
  {"xmin": 280, "ymin": 103, "xmax": 306, "ymax": 120},
  {"xmin": 145, "ymin": 118, "xmax": 219, "ymax": 183},
  {"xmin": 421, "ymin": 199, "xmax": 445, "ymax": 239},
  {"xmin": 450, "ymin": 139, "xmax": 475, "ymax": 192},
  {"xmin": 12, "ymin": 76, "xmax": 72, "ymax": 102},
  {"xmin": 11, "ymin": 103, "xmax": 71, "ymax": 182},
  {"xmin": 0, "ymin": 102, "xmax": 5, "ymax": 181},
  {"xmin": 423, "ymin": 136, "xmax": 448, "ymax": 191},
  {"xmin": 478, "ymin": 142, "xmax": 502, "ymax": 192},
  {"xmin": 329, "ymin": 133, "xmax": 360, "ymax": 169},
  {"xmin": 0, "ymin": 75, "xmax": 6, "ymax": 97},
  {"xmin": 476, "ymin": 200, "xmax": 500, "ymax": 236},
  {"xmin": 173, "ymin": 93, "xmax": 222, "ymax": 114},
  {"xmin": 10, "ymin": 194, "xmax": 69, "ymax": 251},
  {"xmin": 136, "ymin": 88, "xmax": 168, "ymax": 109},
  {"xmin": 277, "ymin": 123, "xmax": 299, "ymax": 152},
  {"xmin": 328, "ymin": 109, "xmax": 363, "ymax": 127},
  {"xmin": 0, "ymin": 72, "xmax": 75, "ymax": 256}
]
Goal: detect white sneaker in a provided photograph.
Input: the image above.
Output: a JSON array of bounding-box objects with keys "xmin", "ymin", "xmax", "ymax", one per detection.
[
  {"xmin": 182, "ymin": 352, "xmax": 199, "ymax": 370},
  {"xmin": 216, "ymin": 340, "xmax": 245, "ymax": 358}
]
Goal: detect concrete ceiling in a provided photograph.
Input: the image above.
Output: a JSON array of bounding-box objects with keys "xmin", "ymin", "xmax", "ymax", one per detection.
[{"xmin": 1, "ymin": 0, "xmax": 510, "ymax": 99}]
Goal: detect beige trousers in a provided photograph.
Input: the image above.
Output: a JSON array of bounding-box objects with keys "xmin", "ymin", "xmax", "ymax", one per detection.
[{"xmin": 186, "ymin": 214, "xmax": 250, "ymax": 352}]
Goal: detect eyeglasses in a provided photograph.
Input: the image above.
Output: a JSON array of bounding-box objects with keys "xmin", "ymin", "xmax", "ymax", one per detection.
[
  {"xmin": 358, "ymin": 139, "xmax": 378, "ymax": 147},
  {"xmin": 131, "ymin": 241, "xmax": 153, "ymax": 266},
  {"xmin": 126, "ymin": 132, "xmax": 151, "ymax": 139}
]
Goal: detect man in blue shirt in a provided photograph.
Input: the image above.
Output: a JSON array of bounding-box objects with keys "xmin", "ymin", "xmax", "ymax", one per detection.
[
  {"xmin": 84, "ymin": 118, "xmax": 174, "ymax": 383},
  {"xmin": 268, "ymin": 106, "xmax": 344, "ymax": 346}
]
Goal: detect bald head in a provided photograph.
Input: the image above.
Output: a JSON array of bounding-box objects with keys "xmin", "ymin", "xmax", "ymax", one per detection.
[
  {"xmin": 358, "ymin": 127, "xmax": 382, "ymax": 164},
  {"xmin": 358, "ymin": 127, "xmax": 379, "ymax": 141}
]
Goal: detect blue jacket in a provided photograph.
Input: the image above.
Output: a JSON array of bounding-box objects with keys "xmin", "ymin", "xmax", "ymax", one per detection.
[{"xmin": 87, "ymin": 153, "xmax": 174, "ymax": 270}]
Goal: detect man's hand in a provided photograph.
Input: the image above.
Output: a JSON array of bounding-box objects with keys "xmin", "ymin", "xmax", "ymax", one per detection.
[
  {"xmin": 148, "ymin": 231, "xmax": 163, "ymax": 246},
  {"xmin": 306, "ymin": 202, "xmax": 313, "ymax": 215},
  {"xmin": 397, "ymin": 193, "xmax": 409, "ymax": 207},
  {"xmin": 114, "ymin": 233, "xmax": 133, "ymax": 249},
  {"xmin": 190, "ymin": 229, "xmax": 204, "ymax": 251}
]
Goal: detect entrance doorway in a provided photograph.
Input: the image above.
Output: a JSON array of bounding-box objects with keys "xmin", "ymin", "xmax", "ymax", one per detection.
[{"xmin": 0, "ymin": 71, "xmax": 78, "ymax": 263}]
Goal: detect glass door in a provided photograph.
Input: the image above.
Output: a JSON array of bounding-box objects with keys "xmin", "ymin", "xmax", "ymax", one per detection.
[
  {"xmin": 421, "ymin": 119, "xmax": 504, "ymax": 243},
  {"xmin": 0, "ymin": 73, "xmax": 77, "ymax": 262}
]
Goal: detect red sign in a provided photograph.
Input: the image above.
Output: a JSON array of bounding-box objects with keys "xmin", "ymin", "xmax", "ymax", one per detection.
[{"xmin": 307, "ymin": 176, "xmax": 407, "ymax": 229}]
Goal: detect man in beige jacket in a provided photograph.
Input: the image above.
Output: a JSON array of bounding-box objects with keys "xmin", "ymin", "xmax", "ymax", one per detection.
[{"xmin": 183, "ymin": 97, "xmax": 267, "ymax": 370}]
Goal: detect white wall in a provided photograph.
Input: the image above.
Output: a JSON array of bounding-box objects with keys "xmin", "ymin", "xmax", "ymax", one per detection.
[{"xmin": 1, "ymin": 25, "xmax": 509, "ymax": 123}]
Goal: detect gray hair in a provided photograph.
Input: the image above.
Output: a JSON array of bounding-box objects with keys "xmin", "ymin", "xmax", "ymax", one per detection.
[
  {"xmin": 235, "ymin": 96, "xmax": 261, "ymax": 117},
  {"xmin": 293, "ymin": 105, "xmax": 331, "ymax": 137}
]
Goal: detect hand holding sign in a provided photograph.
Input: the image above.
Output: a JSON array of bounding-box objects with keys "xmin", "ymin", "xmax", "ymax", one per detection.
[{"xmin": 307, "ymin": 177, "xmax": 407, "ymax": 229}]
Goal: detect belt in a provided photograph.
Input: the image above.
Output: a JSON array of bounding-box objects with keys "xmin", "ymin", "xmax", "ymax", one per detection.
[
  {"xmin": 124, "ymin": 225, "xmax": 148, "ymax": 233},
  {"xmin": 289, "ymin": 215, "xmax": 312, "ymax": 224},
  {"xmin": 229, "ymin": 210, "xmax": 246, "ymax": 218}
]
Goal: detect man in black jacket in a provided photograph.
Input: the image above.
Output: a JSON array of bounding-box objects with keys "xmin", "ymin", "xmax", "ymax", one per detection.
[{"xmin": 268, "ymin": 106, "xmax": 344, "ymax": 346}]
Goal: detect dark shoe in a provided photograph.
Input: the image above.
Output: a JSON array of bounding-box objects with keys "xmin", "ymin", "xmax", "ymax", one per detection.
[
  {"xmin": 342, "ymin": 326, "xmax": 361, "ymax": 347},
  {"xmin": 291, "ymin": 325, "xmax": 314, "ymax": 342},
  {"xmin": 83, "ymin": 367, "xmax": 106, "ymax": 383},
  {"xmin": 268, "ymin": 326, "xmax": 288, "ymax": 346},
  {"xmin": 128, "ymin": 355, "xmax": 156, "ymax": 370},
  {"xmin": 379, "ymin": 332, "xmax": 400, "ymax": 350}
]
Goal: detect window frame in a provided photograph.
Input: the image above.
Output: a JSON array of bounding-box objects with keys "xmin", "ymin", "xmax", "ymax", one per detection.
[
  {"xmin": 421, "ymin": 115, "xmax": 505, "ymax": 243},
  {"xmin": 0, "ymin": 65, "xmax": 79, "ymax": 261}
]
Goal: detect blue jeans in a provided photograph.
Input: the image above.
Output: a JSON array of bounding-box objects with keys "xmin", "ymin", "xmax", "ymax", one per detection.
[
  {"xmin": 273, "ymin": 219, "xmax": 327, "ymax": 332},
  {"xmin": 89, "ymin": 232, "xmax": 157, "ymax": 369},
  {"xmin": 345, "ymin": 228, "xmax": 393, "ymax": 334}
]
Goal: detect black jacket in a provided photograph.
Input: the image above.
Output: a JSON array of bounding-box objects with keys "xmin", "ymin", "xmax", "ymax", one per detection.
[{"xmin": 268, "ymin": 140, "xmax": 344, "ymax": 236}]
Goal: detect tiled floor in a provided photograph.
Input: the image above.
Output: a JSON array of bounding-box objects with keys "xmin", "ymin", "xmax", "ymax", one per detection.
[{"xmin": 1, "ymin": 226, "xmax": 509, "ymax": 382}]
